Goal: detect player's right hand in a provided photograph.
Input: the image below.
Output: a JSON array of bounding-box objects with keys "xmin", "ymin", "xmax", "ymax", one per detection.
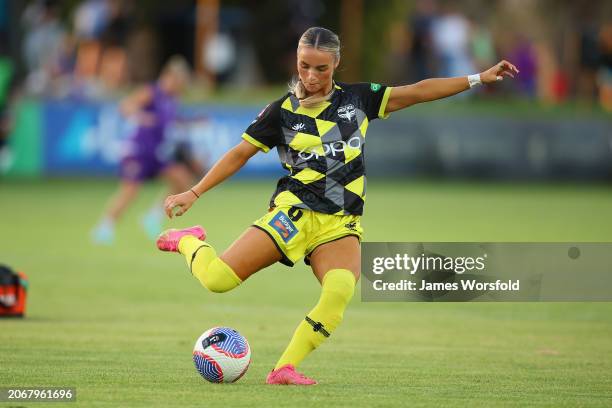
[{"xmin": 164, "ymin": 191, "xmax": 197, "ymax": 218}]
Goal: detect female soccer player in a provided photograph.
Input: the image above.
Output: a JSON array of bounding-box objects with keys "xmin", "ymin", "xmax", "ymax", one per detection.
[
  {"xmin": 92, "ymin": 56, "xmax": 195, "ymax": 244},
  {"xmin": 157, "ymin": 27, "xmax": 517, "ymax": 385}
]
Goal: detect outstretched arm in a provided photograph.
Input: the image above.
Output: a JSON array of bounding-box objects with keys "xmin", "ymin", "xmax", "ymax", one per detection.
[
  {"xmin": 120, "ymin": 86, "xmax": 157, "ymax": 126},
  {"xmin": 385, "ymin": 60, "xmax": 519, "ymax": 114},
  {"xmin": 163, "ymin": 140, "xmax": 259, "ymax": 218}
]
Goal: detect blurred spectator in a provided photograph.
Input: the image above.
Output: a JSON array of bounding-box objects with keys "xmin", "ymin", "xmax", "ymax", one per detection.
[
  {"xmin": 0, "ymin": 54, "xmax": 14, "ymax": 172},
  {"xmin": 246, "ymin": 1, "xmax": 289, "ymax": 83},
  {"xmin": 407, "ymin": 0, "xmax": 437, "ymax": 82},
  {"xmin": 100, "ymin": 0, "xmax": 133, "ymax": 48},
  {"xmin": 533, "ymin": 41, "xmax": 558, "ymax": 104},
  {"xmin": 74, "ymin": 0, "xmax": 110, "ymax": 41},
  {"xmin": 576, "ymin": 23, "xmax": 600, "ymax": 103},
  {"xmin": 98, "ymin": 0, "xmax": 133, "ymax": 89},
  {"xmin": 430, "ymin": 4, "xmax": 475, "ymax": 78},
  {"xmin": 597, "ymin": 22, "xmax": 612, "ymax": 111},
  {"xmin": 21, "ymin": 0, "xmax": 68, "ymax": 94},
  {"xmin": 0, "ymin": 0, "xmax": 9, "ymax": 48},
  {"xmin": 73, "ymin": 0, "xmax": 133, "ymax": 93},
  {"xmin": 125, "ymin": 26, "xmax": 159, "ymax": 84},
  {"xmin": 470, "ymin": 23, "xmax": 496, "ymax": 72}
]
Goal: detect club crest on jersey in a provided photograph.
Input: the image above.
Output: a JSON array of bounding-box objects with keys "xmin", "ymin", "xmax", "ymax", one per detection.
[
  {"xmin": 269, "ymin": 211, "xmax": 298, "ymax": 242},
  {"xmin": 337, "ymin": 104, "xmax": 356, "ymax": 122}
]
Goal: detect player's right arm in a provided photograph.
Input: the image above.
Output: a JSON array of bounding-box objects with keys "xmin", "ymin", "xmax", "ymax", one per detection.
[
  {"xmin": 164, "ymin": 140, "xmax": 259, "ymax": 218},
  {"xmin": 164, "ymin": 98, "xmax": 282, "ymax": 218}
]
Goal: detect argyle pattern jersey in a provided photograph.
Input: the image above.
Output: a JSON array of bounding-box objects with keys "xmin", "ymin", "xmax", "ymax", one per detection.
[{"xmin": 242, "ymin": 82, "xmax": 392, "ymax": 216}]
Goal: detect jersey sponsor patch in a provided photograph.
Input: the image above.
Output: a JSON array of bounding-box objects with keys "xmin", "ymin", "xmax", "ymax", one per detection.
[
  {"xmin": 268, "ymin": 211, "xmax": 298, "ymax": 243},
  {"xmin": 370, "ymin": 83, "xmax": 381, "ymax": 92}
]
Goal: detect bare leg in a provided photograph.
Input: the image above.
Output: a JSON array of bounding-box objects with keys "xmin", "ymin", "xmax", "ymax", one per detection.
[
  {"xmin": 309, "ymin": 236, "xmax": 361, "ymax": 283},
  {"xmin": 219, "ymin": 227, "xmax": 283, "ymax": 281},
  {"xmin": 106, "ymin": 181, "xmax": 141, "ymax": 222},
  {"xmin": 92, "ymin": 180, "xmax": 140, "ymax": 243}
]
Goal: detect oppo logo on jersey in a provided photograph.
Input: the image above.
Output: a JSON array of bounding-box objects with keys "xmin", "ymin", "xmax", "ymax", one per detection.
[{"xmin": 297, "ymin": 135, "xmax": 362, "ymax": 160}]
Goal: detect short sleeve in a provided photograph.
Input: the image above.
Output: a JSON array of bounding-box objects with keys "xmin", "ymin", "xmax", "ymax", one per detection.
[
  {"xmin": 350, "ymin": 82, "xmax": 392, "ymax": 121},
  {"xmin": 242, "ymin": 99, "xmax": 282, "ymax": 153}
]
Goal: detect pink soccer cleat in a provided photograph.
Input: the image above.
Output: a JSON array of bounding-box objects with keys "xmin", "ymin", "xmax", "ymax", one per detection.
[
  {"xmin": 265, "ymin": 364, "xmax": 317, "ymax": 385},
  {"xmin": 156, "ymin": 226, "xmax": 206, "ymax": 252}
]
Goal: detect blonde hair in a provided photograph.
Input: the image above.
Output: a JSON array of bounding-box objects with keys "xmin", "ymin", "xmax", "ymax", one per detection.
[
  {"xmin": 161, "ymin": 55, "xmax": 192, "ymax": 83},
  {"xmin": 290, "ymin": 27, "xmax": 340, "ymax": 107}
]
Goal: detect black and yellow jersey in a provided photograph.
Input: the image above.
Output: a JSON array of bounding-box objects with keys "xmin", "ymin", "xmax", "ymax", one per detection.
[{"xmin": 242, "ymin": 82, "xmax": 392, "ymax": 216}]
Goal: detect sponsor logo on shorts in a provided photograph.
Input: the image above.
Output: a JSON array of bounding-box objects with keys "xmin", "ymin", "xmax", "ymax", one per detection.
[
  {"xmin": 269, "ymin": 211, "xmax": 298, "ymax": 243},
  {"xmin": 370, "ymin": 83, "xmax": 381, "ymax": 92}
]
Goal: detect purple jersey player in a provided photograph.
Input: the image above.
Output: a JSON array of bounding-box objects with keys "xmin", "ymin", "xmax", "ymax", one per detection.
[
  {"xmin": 120, "ymin": 83, "xmax": 177, "ymax": 182},
  {"xmin": 92, "ymin": 56, "xmax": 195, "ymax": 244}
]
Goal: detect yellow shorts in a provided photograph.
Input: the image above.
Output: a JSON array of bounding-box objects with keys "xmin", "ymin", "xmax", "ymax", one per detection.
[{"xmin": 252, "ymin": 206, "xmax": 363, "ymax": 267}]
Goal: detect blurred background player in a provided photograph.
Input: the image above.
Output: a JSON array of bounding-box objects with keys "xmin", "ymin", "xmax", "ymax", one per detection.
[
  {"xmin": 91, "ymin": 55, "xmax": 195, "ymax": 244},
  {"xmin": 156, "ymin": 27, "xmax": 517, "ymax": 385},
  {"xmin": 0, "ymin": 53, "xmax": 14, "ymax": 170}
]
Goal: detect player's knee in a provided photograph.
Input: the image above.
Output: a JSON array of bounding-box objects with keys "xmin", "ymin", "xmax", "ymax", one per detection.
[
  {"xmin": 200, "ymin": 258, "xmax": 241, "ymax": 293},
  {"xmin": 322, "ymin": 268, "xmax": 356, "ymax": 304}
]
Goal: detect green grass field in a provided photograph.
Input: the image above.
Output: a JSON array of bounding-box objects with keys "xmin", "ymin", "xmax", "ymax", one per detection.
[{"xmin": 1, "ymin": 179, "xmax": 612, "ymax": 407}]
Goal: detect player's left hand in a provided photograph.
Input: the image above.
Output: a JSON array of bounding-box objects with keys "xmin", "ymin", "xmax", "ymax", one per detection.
[{"xmin": 479, "ymin": 60, "xmax": 519, "ymax": 84}]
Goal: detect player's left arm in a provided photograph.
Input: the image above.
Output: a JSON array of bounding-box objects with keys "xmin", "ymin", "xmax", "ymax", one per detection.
[{"xmin": 384, "ymin": 60, "xmax": 519, "ymax": 114}]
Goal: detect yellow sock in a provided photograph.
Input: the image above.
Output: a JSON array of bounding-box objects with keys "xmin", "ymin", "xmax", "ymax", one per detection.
[
  {"xmin": 274, "ymin": 269, "xmax": 356, "ymax": 369},
  {"xmin": 178, "ymin": 235, "xmax": 242, "ymax": 293}
]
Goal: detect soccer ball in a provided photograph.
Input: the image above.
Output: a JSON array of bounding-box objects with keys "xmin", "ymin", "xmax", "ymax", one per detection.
[{"xmin": 192, "ymin": 327, "xmax": 251, "ymax": 383}]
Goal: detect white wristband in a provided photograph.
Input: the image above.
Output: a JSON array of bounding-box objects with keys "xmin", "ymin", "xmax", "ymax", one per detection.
[{"xmin": 467, "ymin": 74, "xmax": 482, "ymax": 88}]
